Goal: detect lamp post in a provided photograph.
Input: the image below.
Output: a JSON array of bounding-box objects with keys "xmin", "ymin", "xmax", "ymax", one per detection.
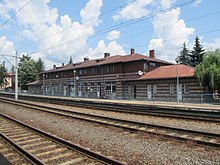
[
  {"xmin": 43, "ymin": 74, "xmax": 45, "ymax": 95},
  {"xmin": 175, "ymin": 57, "xmax": 180, "ymax": 104},
  {"xmin": 73, "ymin": 70, "xmax": 76, "ymax": 98},
  {"xmin": 20, "ymin": 77, "xmax": 22, "ymax": 93}
]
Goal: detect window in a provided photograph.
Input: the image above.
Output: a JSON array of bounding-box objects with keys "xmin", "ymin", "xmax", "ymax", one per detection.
[
  {"xmin": 184, "ymin": 84, "xmax": 189, "ymax": 94},
  {"xmin": 91, "ymin": 68, "xmax": 95, "ymax": 74},
  {"xmin": 170, "ymin": 84, "xmax": 176, "ymax": 94},
  {"xmin": 150, "ymin": 62, "xmax": 156, "ymax": 66},
  {"xmin": 128, "ymin": 85, "xmax": 133, "ymax": 93},
  {"xmin": 144, "ymin": 63, "xmax": 148, "ymax": 72},
  {"xmin": 105, "ymin": 82, "xmax": 116, "ymax": 94},
  {"xmin": 83, "ymin": 69, "xmax": 87, "ymax": 74},
  {"xmin": 79, "ymin": 69, "xmax": 83, "ymax": 75}
]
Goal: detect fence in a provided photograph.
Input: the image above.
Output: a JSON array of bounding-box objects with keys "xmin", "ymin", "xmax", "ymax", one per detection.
[
  {"xmin": 113, "ymin": 93, "xmax": 220, "ymax": 104},
  {"xmin": 1, "ymin": 89, "xmax": 220, "ymax": 104}
]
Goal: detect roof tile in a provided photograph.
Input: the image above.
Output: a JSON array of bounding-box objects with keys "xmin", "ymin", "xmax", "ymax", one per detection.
[{"xmin": 139, "ymin": 64, "xmax": 195, "ymax": 80}]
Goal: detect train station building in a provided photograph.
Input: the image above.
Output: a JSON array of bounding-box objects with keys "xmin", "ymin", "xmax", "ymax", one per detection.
[{"xmin": 27, "ymin": 49, "xmax": 205, "ymax": 102}]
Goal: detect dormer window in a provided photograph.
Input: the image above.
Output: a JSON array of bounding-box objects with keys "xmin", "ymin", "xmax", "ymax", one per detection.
[{"xmin": 150, "ymin": 62, "xmax": 156, "ymax": 66}]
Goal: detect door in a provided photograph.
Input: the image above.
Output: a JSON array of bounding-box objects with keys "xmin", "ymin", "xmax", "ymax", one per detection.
[
  {"xmin": 63, "ymin": 85, "xmax": 67, "ymax": 96},
  {"xmin": 70, "ymin": 85, "xmax": 74, "ymax": 96},
  {"xmin": 97, "ymin": 86, "xmax": 100, "ymax": 98},
  {"xmin": 78, "ymin": 86, "xmax": 82, "ymax": 97},
  {"xmin": 52, "ymin": 85, "xmax": 54, "ymax": 95},
  {"xmin": 134, "ymin": 85, "xmax": 136, "ymax": 99},
  {"xmin": 178, "ymin": 84, "xmax": 183, "ymax": 101},
  {"xmin": 147, "ymin": 85, "xmax": 152, "ymax": 100}
]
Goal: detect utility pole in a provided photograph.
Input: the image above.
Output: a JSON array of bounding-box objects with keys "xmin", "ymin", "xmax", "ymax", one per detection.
[{"xmin": 15, "ymin": 51, "xmax": 18, "ymax": 100}]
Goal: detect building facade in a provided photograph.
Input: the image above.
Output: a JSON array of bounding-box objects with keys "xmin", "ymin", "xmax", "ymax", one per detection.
[
  {"xmin": 27, "ymin": 49, "xmax": 207, "ymax": 102},
  {"xmin": 28, "ymin": 49, "xmax": 172, "ymax": 98},
  {"xmin": 0, "ymin": 72, "xmax": 13, "ymax": 91}
]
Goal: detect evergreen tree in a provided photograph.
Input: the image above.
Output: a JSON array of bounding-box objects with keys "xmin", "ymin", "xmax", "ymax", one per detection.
[
  {"xmin": 69, "ymin": 56, "xmax": 73, "ymax": 64},
  {"xmin": 189, "ymin": 36, "xmax": 205, "ymax": 67},
  {"xmin": 10, "ymin": 65, "xmax": 15, "ymax": 73},
  {"xmin": 19, "ymin": 54, "xmax": 31, "ymax": 67},
  {"xmin": 35, "ymin": 58, "xmax": 45, "ymax": 73},
  {"xmin": 179, "ymin": 42, "xmax": 190, "ymax": 65}
]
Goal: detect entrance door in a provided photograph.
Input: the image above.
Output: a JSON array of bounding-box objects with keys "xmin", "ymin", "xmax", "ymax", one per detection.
[
  {"xmin": 52, "ymin": 85, "xmax": 54, "ymax": 95},
  {"xmin": 147, "ymin": 85, "xmax": 152, "ymax": 100},
  {"xmin": 78, "ymin": 86, "xmax": 82, "ymax": 97},
  {"xmin": 134, "ymin": 85, "xmax": 136, "ymax": 99},
  {"xmin": 178, "ymin": 84, "xmax": 183, "ymax": 101},
  {"xmin": 97, "ymin": 86, "xmax": 100, "ymax": 98},
  {"xmin": 63, "ymin": 85, "xmax": 67, "ymax": 96},
  {"xmin": 70, "ymin": 85, "xmax": 74, "ymax": 96}
]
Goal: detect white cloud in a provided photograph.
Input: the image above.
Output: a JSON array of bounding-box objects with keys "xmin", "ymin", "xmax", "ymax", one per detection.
[
  {"xmin": 107, "ymin": 30, "xmax": 120, "ymax": 41},
  {"xmin": 148, "ymin": 8, "xmax": 194, "ymax": 62},
  {"xmin": 194, "ymin": 0, "xmax": 202, "ymax": 7},
  {"xmin": 6, "ymin": 0, "xmax": 58, "ymax": 26},
  {"xmin": 0, "ymin": 36, "xmax": 15, "ymax": 68},
  {"xmin": 80, "ymin": 0, "xmax": 103, "ymax": 27},
  {"xmin": 88, "ymin": 40, "xmax": 125, "ymax": 59},
  {"xmin": 1, "ymin": 0, "xmax": 105, "ymax": 69},
  {"xmin": 0, "ymin": 36, "xmax": 15, "ymax": 54},
  {"xmin": 160, "ymin": 0, "xmax": 176, "ymax": 9},
  {"xmin": 203, "ymin": 38, "xmax": 220, "ymax": 51},
  {"xmin": 113, "ymin": 0, "xmax": 153, "ymax": 21}
]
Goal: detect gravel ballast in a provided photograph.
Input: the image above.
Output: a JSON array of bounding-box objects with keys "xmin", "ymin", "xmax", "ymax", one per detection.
[{"xmin": 0, "ymin": 102, "xmax": 219, "ymax": 165}]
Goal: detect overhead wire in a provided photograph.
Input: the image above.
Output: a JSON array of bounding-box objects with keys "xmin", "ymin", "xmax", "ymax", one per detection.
[
  {"xmin": 0, "ymin": 0, "xmax": 31, "ymax": 29},
  {"xmin": 16, "ymin": 0, "xmax": 138, "ymax": 51},
  {"xmin": 28, "ymin": 0, "xmax": 196, "ymax": 55},
  {"xmin": 134, "ymin": 28, "xmax": 220, "ymax": 49},
  {"xmin": 0, "ymin": 0, "xmax": 10, "ymax": 11}
]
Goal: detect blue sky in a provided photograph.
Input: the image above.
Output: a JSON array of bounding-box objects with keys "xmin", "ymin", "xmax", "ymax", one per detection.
[{"xmin": 0, "ymin": 0, "xmax": 220, "ymax": 70}]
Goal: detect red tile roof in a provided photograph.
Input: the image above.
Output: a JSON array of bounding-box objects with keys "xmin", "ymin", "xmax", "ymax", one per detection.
[
  {"xmin": 139, "ymin": 64, "xmax": 195, "ymax": 80},
  {"xmin": 42, "ymin": 53, "xmax": 173, "ymax": 74}
]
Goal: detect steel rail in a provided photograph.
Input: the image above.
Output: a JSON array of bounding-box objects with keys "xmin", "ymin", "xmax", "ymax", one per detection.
[
  {"xmin": 0, "ymin": 95, "xmax": 220, "ymax": 122},
  {"xmin": 0, "ymin": 114, "xmax": 127, "ymax": 165},
  {"xmin": 1, "ymin": 98, "xmax": 220, "ymax": 148}
]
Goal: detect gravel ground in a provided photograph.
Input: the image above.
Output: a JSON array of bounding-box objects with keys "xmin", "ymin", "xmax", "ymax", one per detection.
[
  {"xmin": 0, "ymin": 102, "xmax": 220, "ymax": 165},
  {"xmin": 28, "ymin": 100, "xmax": 220, "ymax": 134}
]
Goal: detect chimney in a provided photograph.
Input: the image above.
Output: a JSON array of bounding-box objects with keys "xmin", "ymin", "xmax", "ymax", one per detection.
[
  {"xmin": 130, "ymin": 48, "xmax": 135, "ymax": 55},
  {"xmin": 104, "ymin": 53, "xmax": 110, "ymax": 58},
  {"xmin": 84, "ymin": 57, "xmax": 89, "ymax": 61},
  {"xmin": 62, "ymin": 63, "xmax": 64, "ymax": 67},
  {"xmin": 149, "ymin": 50, "xmax": 155, "ymax": 59},
  {"xmin": 53, "ymin": 65, "xmax": 56, "ymax": 69}
]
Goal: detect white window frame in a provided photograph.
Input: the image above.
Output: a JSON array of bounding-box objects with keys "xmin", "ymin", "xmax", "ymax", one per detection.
[{"xmin": 170, "ymin": 84, "xmax": 176, "ymax": 94}]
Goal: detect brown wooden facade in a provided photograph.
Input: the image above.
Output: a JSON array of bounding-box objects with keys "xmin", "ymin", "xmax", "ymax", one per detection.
[{"xmin": 27, "ymin": 49, "xmax": 206, "ymax": 102}]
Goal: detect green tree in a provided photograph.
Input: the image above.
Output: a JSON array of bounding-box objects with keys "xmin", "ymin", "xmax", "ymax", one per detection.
[
  {"xmin": 195, "ymin": 49, "xmax": 220, "ymax": 92},
  {"xmin": 0, "ymin": 64, "xmax": 6, "ymax": 86},
  {"xmin": 35, "ymin": 58, "xmax": 45, "ymax": 73},
  {"xmin": 19, "ymin": 54, "xmax": 31, "ymax": 67},
  {"xmin": 69, "ymin": 56, "xmax": 73, "ymax": 64},
  {"xmin": 189, "ymin": 36, "xmax": 205, "ymax": 67},
  {"xmin": 179, "ymin": 42, "xmax": 190, "ymax": 65},
  {"xmin": 19, "ymin": 59, "xmax": 38, "ymax": 88}
]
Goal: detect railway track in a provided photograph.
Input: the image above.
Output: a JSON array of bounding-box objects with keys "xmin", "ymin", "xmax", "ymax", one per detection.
[
  {"xmin": 0, "ymin": 97, "xmax": 220, "ymax": 149},
  {"xmin": 0, "ymin": 114, "xmax": 126, "ymax": 165},
  {"xmin": 1, "ymin": 93, "xmax": 220, "ymax": 122}
]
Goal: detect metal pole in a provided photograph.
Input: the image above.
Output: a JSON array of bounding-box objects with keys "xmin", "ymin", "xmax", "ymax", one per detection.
[
  {"xmin": 73, "ymin": 70, "xmax": 76, "ymax": 98},
  {"xmin": 176, "ymin": 63, "xmax": 179, "ymax": 104},
  {"xmin": 43, "ymin": 74, "xmax": 45, "ymax": 95},
  {"xmin": 15, "ymin": 51, "xmax": 18, "ymax": 100}
]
